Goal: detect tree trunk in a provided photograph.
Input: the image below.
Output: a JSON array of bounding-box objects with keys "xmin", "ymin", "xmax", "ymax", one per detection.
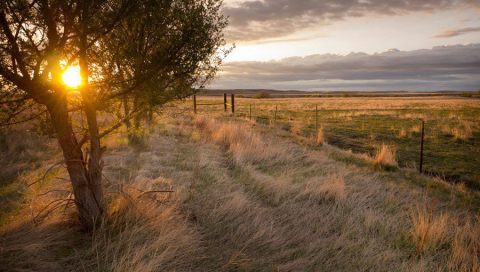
[{"xmin": 47, "ymin": 97, "xmax": 104, "ymax": 230}]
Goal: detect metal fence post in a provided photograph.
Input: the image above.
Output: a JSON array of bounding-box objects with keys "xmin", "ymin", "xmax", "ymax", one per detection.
[
  {"xmin": 193, "ymin": 95, "xmax": 197, "ymax": 114},
  {"xmin": 419, "ymin": 120, "xmax": 425, "ymax": 174},
  {"xmin": 315, "ymin": 105, "xmax": 318, "ymax": 132}
]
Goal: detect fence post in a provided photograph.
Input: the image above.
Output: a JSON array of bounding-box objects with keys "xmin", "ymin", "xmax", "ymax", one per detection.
[
  {"xmin": 315, "ymin": 105, "xmax": 318, "ymax": 132},
  {"xmin": 419, "ymin": 120, "xmax": 425, "ymax": 174},
  {"xmin": 224, "ymin": 93, "xmax": 227, "ymax": 112},
  {"xmin": 274, "ymin": 105, "xmax": 277, "ymax": 123},
  {"xmin": 231, "ymin": 94, "xmax": 235, "ymax": 114},
  {"xmin": 193, "ymin": 95, "xmax": 197, "ymax": 114},
  {"xmin": 249, "ymin": 104, "xmax": 252, "ymax": 120}
]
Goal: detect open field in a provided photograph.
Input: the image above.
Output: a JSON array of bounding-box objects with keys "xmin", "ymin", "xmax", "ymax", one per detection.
[
  {"xmin": 189, "ymin": 95, "xmax": 480, "ymax": 189},
  {"xmin": 1, "ymin": 110, "xmax": 480, "ymax": 271},
  {"xmin": 1, "ymin": 94, "xmax": 480, "ymax": 271}
]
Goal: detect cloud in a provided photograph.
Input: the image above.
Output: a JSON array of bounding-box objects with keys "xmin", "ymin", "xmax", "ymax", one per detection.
[
  {"xmin": 210, "ymin": 44, "xmax": 480, "ymax": 91},
  {"xmin": 435, "ymin": 26, "xmax": 480, "ymax": 38},
  {"xmin": 223, "ymin": 0, "xmax": 474, "ymax": 41}
]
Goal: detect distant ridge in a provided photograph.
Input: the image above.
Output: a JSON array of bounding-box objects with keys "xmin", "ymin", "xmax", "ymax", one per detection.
[{"xmin": 200, "ymin": 89, "xmax": 480, "ymax": 98}]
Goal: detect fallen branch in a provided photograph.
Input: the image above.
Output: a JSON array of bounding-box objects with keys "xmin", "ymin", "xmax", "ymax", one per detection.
[{"xmin": 27, "ymin": 160, "xmax": 65, "ymax": 187}]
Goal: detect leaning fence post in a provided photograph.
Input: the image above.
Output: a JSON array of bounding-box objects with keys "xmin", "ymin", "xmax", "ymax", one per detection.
[
  {"xmin": 231, "ymin": 94, "xmax": 235, "ymax": 114},
  {"xmin": 224, "ymin": 93, "xmax": 227, "ymax": 112},
  {"xmin": 419, "ymin": 120, "xmax": 425, "ymax": 174},
  {"xmin": 193, "ymin": 95, "xmax": 197, "ymax": 114}
]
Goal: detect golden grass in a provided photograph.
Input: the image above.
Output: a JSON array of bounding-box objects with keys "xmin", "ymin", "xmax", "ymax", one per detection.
[
  {"xmin": 441, "ymin": 121, "xmax": 474, "ymax": 141},
  {"xmin": 448, "ymin": 216, "xmax": 480, "ymax": 271},
  {"xmin": 193, "ymin": 115, "xmax": 295, "ymax": 164},
  {"xmin": 2, "ymin": 113, "xmax": 480, "ymax": 271},
  {"xmin": 316, "ymin": 126, "xmax": 325, "ymax": 146},
  {"xmin": 317, "ymin": 175, "xmax": 345, "ymax": 202},
  {"xmin": 410, "ymin": 205, "xmax": 449, "ymax": 255},
  {"xmin": 374, "ymin": 144, "xmax": 398, "ymax": 167},
  {"xmin": 89, "ymin": 192, "xmax": 202, "ymax": 272}
]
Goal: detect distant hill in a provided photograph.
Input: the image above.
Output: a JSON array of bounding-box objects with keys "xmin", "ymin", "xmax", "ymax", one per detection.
[{"xmin": 200, "ymin": 89, "xmax": 480, "ymax": 98}]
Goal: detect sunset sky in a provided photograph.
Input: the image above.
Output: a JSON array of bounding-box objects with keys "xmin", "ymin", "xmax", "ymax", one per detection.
[{"xmin": 211, "ymin": 0, "xmax": 480, "ymax": 91}]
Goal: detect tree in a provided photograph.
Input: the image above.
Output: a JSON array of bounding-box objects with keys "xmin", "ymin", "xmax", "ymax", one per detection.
[{"xmin": 0, "ymin": 0, "xmax": 228, "ymax": 230}]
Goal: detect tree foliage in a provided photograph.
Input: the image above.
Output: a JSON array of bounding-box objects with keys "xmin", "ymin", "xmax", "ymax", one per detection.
[{"xmin": 0, "ymin": 0, "xmax": 228, "ymax": 229}]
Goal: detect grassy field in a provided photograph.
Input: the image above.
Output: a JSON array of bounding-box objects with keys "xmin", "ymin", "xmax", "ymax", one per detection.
[
  {"xmin": 1, "ymin": 96, "xmax": 480, "ymax": 271},
  {"xmin": 190, "ymin": 95, "xmax": 480, "ymax": 189}
]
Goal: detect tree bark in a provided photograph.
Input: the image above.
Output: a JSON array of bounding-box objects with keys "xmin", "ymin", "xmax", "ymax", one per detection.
[{"xmin": 47, "ymin": 96, "xmax": 104, "ymax": 230}]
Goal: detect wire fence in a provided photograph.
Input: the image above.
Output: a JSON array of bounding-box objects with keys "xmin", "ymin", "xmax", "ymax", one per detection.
[{"xmin": 190, "ymin": 94, "xmax": 480, "ymax": 189}]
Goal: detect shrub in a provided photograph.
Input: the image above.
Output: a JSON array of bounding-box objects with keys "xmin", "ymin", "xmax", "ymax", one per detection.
[{"xmin": 253, "ymin": 92, "xmax": 271, "ymax": 99}]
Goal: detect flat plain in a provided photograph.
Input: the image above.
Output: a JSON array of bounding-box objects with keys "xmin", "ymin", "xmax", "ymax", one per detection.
[{"xmin": 191, "ymin": 95, "xmax": 480, "ymax": 189}]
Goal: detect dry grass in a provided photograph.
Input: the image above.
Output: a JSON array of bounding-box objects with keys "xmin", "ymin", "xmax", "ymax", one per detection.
[
  {"xmin": 316, "ymin": 175, "xmax": 345, "ymax": 202},
  {"xmin": 453, "ymin": 121, "xmax": 474, "ymax": 141},
  {"xmin": 193, "ymin": 115, "xmax": 295, "ymax": 164},
  {"xmin": 410, "ymin": 125, "xmax": 421, "ymax": 134},
  {"xmin": 410, "ymin": 205, "xmax": 449, "ymax": 255},
  {"xmin": 398, "ymin": 127, "xmax": 407, "ymax": 138},
  {"xmin": 441, "ymin": 122, "xmax": 474, "ymax": 141},
  {"xmin": 448, "ymin": 216, "xmax": 480, "ymax": 271},
  {"xmin": 316, "ymin": 126, "xmax": 325, "ymax": 146},
  {"xmin": 88, "ymin": 192, "xmax": 202, "ymax": 272},
  {"xmin": 374, "ymin": 144, "xmax": 398, "ymax": 167},
  {"xmin": 2, "ymin": 113, "xmax": 480, "ymax": 271},
  {"xmin": 289, "ymin": 120, "xmax": 303, "ymax": 136}
]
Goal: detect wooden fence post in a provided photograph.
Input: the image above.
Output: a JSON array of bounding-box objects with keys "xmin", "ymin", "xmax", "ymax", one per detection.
[
  {"xmin": 315, "ymin": 105, "xmax": 318, "ymax": 132},
  {"xmin": 249, "ymin": 104, "xmax": 252, "ymax": 120},
  {"xmin": 419, "ymin": 120, "xmax": 425, "ymax": 174},
  {"xmin": 224, "ymin": 93, "xmax": 227, "ymax": 112},
  {"xmin": 193, "ymin": 95, "xmax": 197, "ymax": 114},
  {"xmin": 231, "ymin": 94, "xmax": 235, "ymax": 114}
]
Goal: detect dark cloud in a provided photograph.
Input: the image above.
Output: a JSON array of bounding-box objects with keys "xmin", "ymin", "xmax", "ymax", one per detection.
[
  {"xmin": 210, "ymin": 44, "xmax": 480, "ymax": 91},
  {"xmin": 435, "ymin": 26, "xmax": 480, "ymax": 38},
  {"xmin": 223, "ymin": 0, "xmax": 474, "ymax": 41}
]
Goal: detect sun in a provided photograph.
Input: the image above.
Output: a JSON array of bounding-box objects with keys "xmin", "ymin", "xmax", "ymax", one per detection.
[{"xmin": 62, "ymin": 65, "xmax": 82, "ymax": 88}]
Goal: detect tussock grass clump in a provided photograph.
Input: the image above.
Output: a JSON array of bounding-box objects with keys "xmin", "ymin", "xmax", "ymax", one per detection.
[
  {"xmin": 317, "ymin": 175, "xmax": 345, "ymax": 203},
  {"xmin": 453, "ymin": 121, "xmax": 473, "ymax": 141},
  {"xmin": 441, "ymin": 121, "xmax": 474, "ymax": 141},
  {"xmin": 316, "ymin": 126, "xmax": 325, "ymax": 146},
  {"xmin": 410, "ymin": 125, "xmax": 421, "ymax": 134},
  {"xmin": 398, "ymin": 128, "xmax": 407, "ymax": 138},
  {"xmin": 410, "ymin": 205, "xmax": 449, "ymax": 255},
  {"xmin": 374, "ymin": 144, "xmax": 398, "ymax": 168},
  {"xmin": 289, "ymin": 121, "xmax": 303, "ymax": 136}
]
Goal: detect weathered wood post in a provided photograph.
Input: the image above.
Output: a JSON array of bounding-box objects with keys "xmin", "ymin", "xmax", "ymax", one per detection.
[
  {"xmin": 419, "ymin": 120, "xmax": 425, "ymax": 174},
  {"xmin": 193, "ymin": 95, "xmax": 197, "ymax": 114},
  {"xmin": 315, "ymin": 105, "xmax": 318, "ymax": 132},
  {"xmin": 249, "ymin": 104, "xmax": 252, "ymax": 120},
  {"xmin": 224, "ymin": 93, "xmax": 227, "ymax": 112},
  {"xmin": 231, "ymin": 94, "xmax": 235, "ymax": 114}
]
